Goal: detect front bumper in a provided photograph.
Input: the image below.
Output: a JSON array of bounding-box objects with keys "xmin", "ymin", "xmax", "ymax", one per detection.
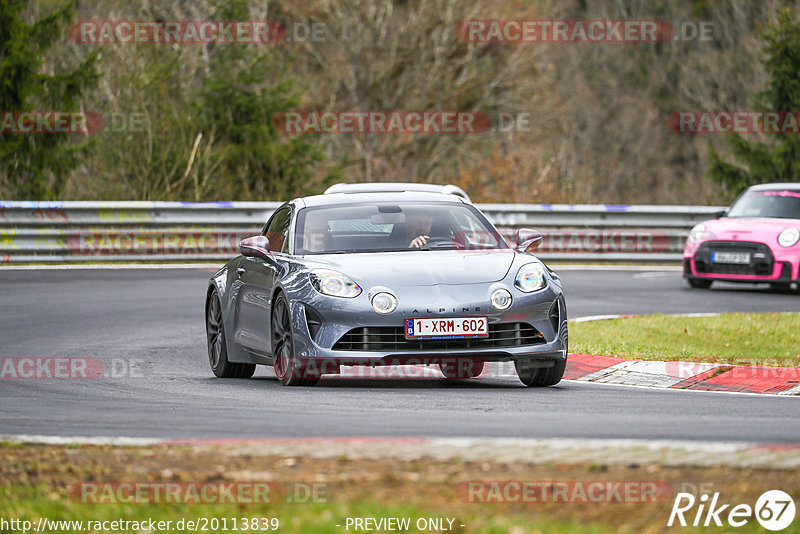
[
  {"xmin": 288, "ymin": 282, "xmax": 568, "ymax": 368},
  {"xmin": 683, "ymin": 240, "xmax": 799, "ymax": 283}
]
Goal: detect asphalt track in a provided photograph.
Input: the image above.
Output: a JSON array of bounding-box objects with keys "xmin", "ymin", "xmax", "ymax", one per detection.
[{"xmin": 1, "ymin": 267, "xmax": 799, "ymax": 442}]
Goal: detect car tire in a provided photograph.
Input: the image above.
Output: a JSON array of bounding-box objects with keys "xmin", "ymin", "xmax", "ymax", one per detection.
[
  {"xmin": 271, "ymin": 293, "xmax": 320, "ymax": 386},
  {"xmin": 687, "ymin": 278, "xmax": 713, "ymax": 289},
  {"xmin": 206, "ymin": 290, "xmax": 256, "ymax": 379},
  {"xmin": 771, "ymin": 282, "xmax": 793, "ymax": 293},
  {"xmin": 515, "ymin": 356, "xmax": 567, "ymax": 387},
  {"xmin": 439, "ymin": 359, "xmax": 485, "ymax": 379}
]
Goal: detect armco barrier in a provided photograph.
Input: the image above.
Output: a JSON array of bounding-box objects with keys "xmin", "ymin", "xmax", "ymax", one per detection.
[{"xmin": 0, "ymin": 201, "xmax": 723, "ymax": 263}]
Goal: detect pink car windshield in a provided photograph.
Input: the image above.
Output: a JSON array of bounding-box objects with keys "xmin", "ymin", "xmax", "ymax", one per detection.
[{"xmin": 727, "ymin": 190, "xmax": 800, "ymax": 220}]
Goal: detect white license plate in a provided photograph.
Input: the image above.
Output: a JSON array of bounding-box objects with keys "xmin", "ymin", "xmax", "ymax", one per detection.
[
  {"xmin": 405, "ymin": 317, "xmax": 488, "ymax": 339},
  {"xmin": 711, "ymin": 252, "xmax": 751, "ymax": 264}
]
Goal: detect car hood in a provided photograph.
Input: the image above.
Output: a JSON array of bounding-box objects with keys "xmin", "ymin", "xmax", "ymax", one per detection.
[
  {"xmin": 700, "ymin": 217, "xmax": 800, "ymax": 242},
  {"xmin": 303, "ymin": 250, "xmax": 517, "ymax": 286}
]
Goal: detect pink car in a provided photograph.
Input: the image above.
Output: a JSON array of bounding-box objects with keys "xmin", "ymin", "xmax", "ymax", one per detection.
[{"xmin": 683, "ymin": 183, "xmax": 800, "ymax": 292}]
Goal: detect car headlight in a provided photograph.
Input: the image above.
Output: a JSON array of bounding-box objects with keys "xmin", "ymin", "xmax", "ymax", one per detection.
[
  {"xmin": 371, "ymin": 292, "xmax": 398, "ymax": 314},
  {"xmin": 688, "ymin": 223, "xmax": 706, "ymax": 244},
  {"xmin": 491, "ymin": 288, "xmax": 512, "ymax": 310},
  {"xmin": 514, "ymin": 263, "xmax": 547, "ymax": 293},
  {"xmin": 309, "ymin": 269, "xmax": 362, "ymax": 298},
  {"xmin": 778, "ymin": 228, "xmax": 800, "ymax": 247}
]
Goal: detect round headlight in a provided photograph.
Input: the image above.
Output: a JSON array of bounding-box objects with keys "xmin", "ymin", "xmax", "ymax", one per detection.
[
  {"xmin": 515, "ymin": 263, "xmax": 547, "ymax": 293},
  {"xmin": 491, "ymin": 288, "xmax": 512, "ymax": 310},
  {"xmin": 309, "ymin": 269, "xmax": 362, "ymax": 298},
  {"xmin": 778, "ymin": 228, "xmax": 800, "ymax": 248},
  {"xmin": 688, "ymin": 223, "xmax": 706, "ymax": 244},
  {"xmin": 371, "ymin": 292, "xmax": 398, "ymax": 314}
]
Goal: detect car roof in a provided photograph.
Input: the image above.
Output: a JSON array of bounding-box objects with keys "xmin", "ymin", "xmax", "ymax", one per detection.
[
  {"xmin": 747, "ymin": 182, "xmax": 800, "ymax": 191},
  {"xmin": 324, "ymin": 182, "xmax": 471, "ymax": 202},
  {"xmin": 297, "ymin": 191, "xmax": 467, "ymax": 208}
]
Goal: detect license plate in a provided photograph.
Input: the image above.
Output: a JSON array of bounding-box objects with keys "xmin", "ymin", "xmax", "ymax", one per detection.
[
  {"xmin": 711, "ymin": 252, "xmax": 751, "ymax": 264},
  {"xmin": 405, "ymin": 317, "xmax": 488, "ymax": 339}
]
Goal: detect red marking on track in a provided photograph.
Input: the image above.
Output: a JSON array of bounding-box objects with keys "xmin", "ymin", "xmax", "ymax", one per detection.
[
  {"xmin": 670, "ymin": 367, "xmax": 726, "ymax": 389},
  {"xmin": 563, "ymin": 354, "xmax": 626, "ymax": 380},
  {"xmin": 684, "ymin": 366, "xmax": 800, "ymax": 393}
]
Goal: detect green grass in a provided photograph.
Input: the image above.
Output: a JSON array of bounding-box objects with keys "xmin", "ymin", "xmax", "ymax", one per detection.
[
  {"xmin": 0, "ymin": 485, "xmax": 615, "ymax": 534},
  {"xmin": 571, "ymin": 312, "xmax": 800, "ymax": 366},
  {"xmin": 3, "ymin": 484, "xmax": 796, "ymax": 534}
]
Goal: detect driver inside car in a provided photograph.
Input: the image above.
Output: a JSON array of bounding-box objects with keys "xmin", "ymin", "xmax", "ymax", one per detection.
[
  {"xmin": 405, "ymin": 211, "xmax": 434, "ymax": 248},
  {"xmin": 303, "ymin": 217, "xmax": 331, "ymax": 253}
]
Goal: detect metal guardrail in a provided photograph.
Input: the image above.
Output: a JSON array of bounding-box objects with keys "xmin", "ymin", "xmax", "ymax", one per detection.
[{"xmin": 0, "ymin": 201, "xmax": 724, "ymax": 263}]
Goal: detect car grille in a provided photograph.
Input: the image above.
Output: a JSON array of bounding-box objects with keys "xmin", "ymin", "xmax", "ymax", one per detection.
[
  {"xmin": 332, "ymin": 322, "xmax": 545, "ymax": 351},
  {"xmin": 693, "ymin": 241, "xmax": 773, "ymax": 276}
]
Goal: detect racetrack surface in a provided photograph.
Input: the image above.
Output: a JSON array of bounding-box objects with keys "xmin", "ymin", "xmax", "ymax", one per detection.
[{"xmin": 1, "ymin": 267, "xmax": 798, "ymax": 442}]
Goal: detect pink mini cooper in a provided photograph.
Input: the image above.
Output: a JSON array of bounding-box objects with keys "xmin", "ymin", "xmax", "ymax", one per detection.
[{"xmin": 683, "ymin": 183, "xmax": 800, "ymax": 292}]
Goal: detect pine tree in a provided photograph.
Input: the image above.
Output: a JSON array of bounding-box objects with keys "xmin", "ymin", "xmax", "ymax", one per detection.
[
  {"xmin": 0, "ymin": 0, "xmax": 99, "ymax": 199},
  {"xmin": 707, "ymin": 8, "xmax": 800, "ymax": 195}
]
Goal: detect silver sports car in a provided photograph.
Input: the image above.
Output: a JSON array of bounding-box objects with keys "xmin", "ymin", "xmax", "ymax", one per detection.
[{"xmin": 205, "ymin": 185, "xmax": 568, "ymax": 386}]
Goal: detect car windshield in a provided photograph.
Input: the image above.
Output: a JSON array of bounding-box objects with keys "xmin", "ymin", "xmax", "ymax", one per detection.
[
  {"xmin": 726, "ymin": 189, "xmax": 800, "ymax": 219},
  {"xmin": 295, "ymin": 202, "xmax": 507, "ymax": 254}
]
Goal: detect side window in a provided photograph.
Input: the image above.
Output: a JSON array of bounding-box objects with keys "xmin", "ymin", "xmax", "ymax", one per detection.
[{"xmin": 263, "ymin": 207, "xmax": 291, "ymax": 253}]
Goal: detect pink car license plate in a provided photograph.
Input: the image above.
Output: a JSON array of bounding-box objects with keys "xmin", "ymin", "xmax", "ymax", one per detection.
[
  {"xmin": 405, "ymin": 317, "xmax": 488, "ymax": 339},
  {"xmin": 711, "ymin": 251, "xmax": 751, "ymax": 264}
]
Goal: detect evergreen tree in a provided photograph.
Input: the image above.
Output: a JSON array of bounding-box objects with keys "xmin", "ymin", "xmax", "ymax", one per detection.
[
  {"xmin": 195, "ymin": 0, "xmax": 335, "ymax": 200},
  {"xmin": 707, "ymin": 8, "xmax": 800, "ymax": 194},
  {"xmin": 0, "ymin": 0, "xmax": 99, "ymax": 199}
]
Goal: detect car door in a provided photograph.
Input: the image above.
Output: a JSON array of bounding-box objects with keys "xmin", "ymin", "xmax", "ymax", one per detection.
[{"xmin": 234, "ymin": 206, "xmax": 292, "ymax": 356}]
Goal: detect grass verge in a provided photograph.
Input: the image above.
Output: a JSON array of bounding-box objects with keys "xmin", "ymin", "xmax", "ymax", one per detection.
[
  {"xmin": 570, "ymin": 312, "xmax": 800, "ymax": 366},
  {"xmin": 1, "ymin": 444, "xmax": 799, "ymax": 533}
]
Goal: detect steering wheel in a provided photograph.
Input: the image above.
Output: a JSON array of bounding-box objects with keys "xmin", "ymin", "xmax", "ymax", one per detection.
[{"xmin": 420, "ymin": 236, "xmax": 462, "ymax": 249}]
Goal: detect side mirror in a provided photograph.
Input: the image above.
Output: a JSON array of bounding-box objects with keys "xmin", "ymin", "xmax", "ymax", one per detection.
[
  {"xmin": 714, "ymin": 209, "xmax": 727, "ymax": 219},
  {"xmin": 515, "ymin": 228, "xmax": 543, "ymax": 252},
  {"xmin": 240, "ymin": 235, "xmax": 271, "ymax": 258}
]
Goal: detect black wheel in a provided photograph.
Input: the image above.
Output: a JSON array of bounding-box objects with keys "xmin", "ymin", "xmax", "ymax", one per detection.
[
  {"xmin": 771, "ymin": 282, "xmax": 793, "ymax": 293},
  {"xmin": 687, "ymin": 278, "xmax": 713, "ymax": 289},
  {"xmin": 271, "ymin": 293, "xmax": 320, "ymax": 386},
  {"xmin": 206, "ymin": 290, "xmax": 256, "ymax": 378},
  {"xmin": 515, "ymin": 356, "xmax": 567, "ymax": 387},
  {"xmin": 439, "ymin": 359, "xmax": 485, "ymax": 379}
]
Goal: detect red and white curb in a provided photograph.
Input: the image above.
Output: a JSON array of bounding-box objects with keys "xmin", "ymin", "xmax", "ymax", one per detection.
[
  {"xmin": 568, "ymin": 313, "xmax": 800, "ymax": 395},
  {"xmin": 565, "ymin": 354, "xmax": 800, "ymax": 395}
]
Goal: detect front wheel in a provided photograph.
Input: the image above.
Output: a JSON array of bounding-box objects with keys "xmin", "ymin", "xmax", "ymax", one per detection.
[
  {"xmin": 271, "ymin": 293, "xmax": 320, "ymax": 386},
  {"xmin": 771, "ymin": 282, "xmax": 793, "ymax": 293},
  {"xmin": 687, "ymin": 278, "xmax": 713, "ymax": 289},
  {"xmin": 206, "ymin": 290, "xmax": 256, "ymax": 378},
  {"xmin": 515, "ymin": 357, "xmax": 566, "ymax": 387}
]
